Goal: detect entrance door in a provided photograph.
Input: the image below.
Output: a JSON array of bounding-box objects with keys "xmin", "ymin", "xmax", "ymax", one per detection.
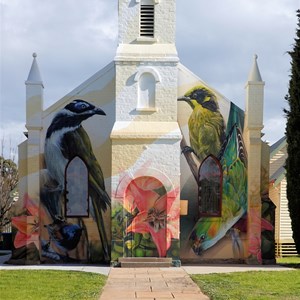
[{"xmin": 125, "ymin": 176, "xmax": 167, "ymax": 257}]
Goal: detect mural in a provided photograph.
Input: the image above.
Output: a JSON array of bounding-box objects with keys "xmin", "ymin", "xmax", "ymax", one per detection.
[
  {"xmin": 10, "ymin": 194, "xmax": 42, "ymax": 262},
  {"xmin": 42, "ymin": 99, "xmax": 110, "ymax": 262},
  {"xmin": 179, "ymin": 85, "xmax": 248, "ymax": 260},
  {"xmin": 10, "ymin": 65, "xmax": 272, "ymax": 265},
  {"xmin": 12, "ymin": 100, "xmax": 111, "ymax": 263},
  {"xmin": 111, "ymin": 176, "xmax": 180, "ymax": 260}
]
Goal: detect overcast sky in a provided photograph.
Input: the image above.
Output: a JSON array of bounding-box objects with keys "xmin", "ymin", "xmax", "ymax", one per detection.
[{"xmin": 0, "ymin": 0, "xmax": 299, "ymax": 159}]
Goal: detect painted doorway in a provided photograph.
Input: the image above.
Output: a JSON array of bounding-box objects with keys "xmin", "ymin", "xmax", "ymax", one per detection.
[{"xmin": 125, "ymin": 176, "xmax": 167, "ymax": 257}]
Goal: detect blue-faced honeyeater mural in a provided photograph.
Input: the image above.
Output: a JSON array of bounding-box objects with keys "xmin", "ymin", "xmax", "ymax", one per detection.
[{"xmin": 41, "ymin": 99, "xmax": 111, "ymax": 262}]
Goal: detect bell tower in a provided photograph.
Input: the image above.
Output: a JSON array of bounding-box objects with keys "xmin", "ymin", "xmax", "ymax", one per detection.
[{"xmin": 111, "ymin": 0, "xmax": 182, "ymax": 265}]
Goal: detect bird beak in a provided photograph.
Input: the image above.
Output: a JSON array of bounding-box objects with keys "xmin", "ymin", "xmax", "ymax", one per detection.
[
  {"xmin": 94, "ymin": 107, "xmax": 106, "ymax": 116},
  {"xmin": 178, "ymin": 96, "xmax": 191, "ymax": 102}
]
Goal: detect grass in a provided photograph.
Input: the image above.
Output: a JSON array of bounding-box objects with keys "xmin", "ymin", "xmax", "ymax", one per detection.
[
  {"xmin": 192, "ymin": 270, "xmax": 300, "ymax": 300},
  {"xmin": 277, "ymin": 256, "xmax": 300, "ymax": 268},
  {"xmin": 192, "ymin": 258, "xmax": 300, "ymax": 300},
  {"xmin": 0, "ymin": 270, "xmax": 107, "ymax": 300}
]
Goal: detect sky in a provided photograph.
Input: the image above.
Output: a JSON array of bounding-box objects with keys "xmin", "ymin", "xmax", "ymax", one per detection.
[{"xmin": 0, "ymin": 0, "xmax": 299, "ymax": 159}]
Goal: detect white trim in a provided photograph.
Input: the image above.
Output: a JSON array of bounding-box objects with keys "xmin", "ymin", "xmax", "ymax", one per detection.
[
  {"xmin": 135, "ymin": 37, "xmax": 158, "ymax": 43},
  {"xmin": 136, "ymin": 0, "xmax": 160, "ymax": 4}
]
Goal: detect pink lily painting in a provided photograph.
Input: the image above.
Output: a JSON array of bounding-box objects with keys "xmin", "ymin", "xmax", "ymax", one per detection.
[
  {"xmin": 125, "ymin": 176, "xmax": 179, "ymax": 257},
  {"xmin": 12, "ymin": 194, "xmax": 44, "ymax": 250}
]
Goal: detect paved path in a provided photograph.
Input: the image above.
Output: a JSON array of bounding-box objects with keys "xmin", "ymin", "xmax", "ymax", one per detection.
[{"xmin": 99, "ymin": 267, "xmax": 209, "ymax": 300}]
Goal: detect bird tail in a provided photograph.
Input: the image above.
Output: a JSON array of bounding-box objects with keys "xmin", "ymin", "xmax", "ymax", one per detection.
[
  {"xmin": 40, "ymin": 169, "xmax": 63, "ymax": 219},
  {"xmin": 91, "ymin": 194, "xmax": 110, "ymax": 262},
  {"xmin": 40, "ymin": 187, "xmax": 63, "ymax": 220}
]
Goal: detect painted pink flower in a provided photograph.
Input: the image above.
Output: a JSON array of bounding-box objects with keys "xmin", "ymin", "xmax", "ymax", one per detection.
[
  {"xmin": 247, "ymin": 208, "xmax": 263, "ymax": 263},
  {"xmin": 125, "ymin": 177, "xmax": 179, "ymax": 257},
  {"xmin": 248, "ymin": 235, "xmax": 262, "ymax": 264},
  {"xmin": 12, "ymin": 194, "xmax": 44, "ymax": 249}
]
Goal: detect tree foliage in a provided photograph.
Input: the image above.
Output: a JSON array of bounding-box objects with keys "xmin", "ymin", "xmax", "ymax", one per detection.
[
  {"xmin": 0, "ymin": 155, "xmax": 18, "ymax": 239},
  {"xmin": 284, "ymin": 10, "xmax": 300, "ymax": 254}
]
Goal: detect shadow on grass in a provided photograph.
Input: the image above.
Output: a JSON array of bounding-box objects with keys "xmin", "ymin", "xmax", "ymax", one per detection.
[{"xmin": 277, "ymin": 256, "xmax": 300, "ymax": 269}]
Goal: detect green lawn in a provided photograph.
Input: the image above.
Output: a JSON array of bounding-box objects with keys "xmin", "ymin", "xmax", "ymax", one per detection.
[
  {"xmin": 0, "ymin": 270, "xmax": 107, "ymax": 300},
  {"xmin": 277, "ymin": 256, "xmax": 300, "ymax": 268},
  {"xmin": 192, "ymin": 257, "xmax": 300, "ymax": 300},
  {"xmin": 192, "ymin": 271, "xmax": 300, "ymax": 300}
]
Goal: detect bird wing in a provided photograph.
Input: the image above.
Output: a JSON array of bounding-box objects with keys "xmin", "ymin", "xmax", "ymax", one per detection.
[
  {"xmin": 188, "ymin": 124, "xmax": 247, "ymax": 254},
  {"xmin": 220, "ymin": 124, "xmax": 248, "ymax": 217},
  {"xmin": 60, "ymin": 126, "xmax": 111, "ymax": 211}
]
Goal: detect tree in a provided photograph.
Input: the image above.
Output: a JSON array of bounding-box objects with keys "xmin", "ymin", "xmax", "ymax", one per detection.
[
  {"xmin": 284, "ymin": 9, "xmax": 300, "ymax": 254},
  {"xmin": 0, "ymin": 143, "xmax": 19, "ymax": 241}
]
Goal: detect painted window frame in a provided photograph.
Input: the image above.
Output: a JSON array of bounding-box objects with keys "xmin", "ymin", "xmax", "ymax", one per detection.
[
  {"xmin": 64, "ymin": 155, "xmax": 89, "ymax": 218},
  {"xmin": 198, "ymin": 155, "xmax": 222, "ymax": 217}
]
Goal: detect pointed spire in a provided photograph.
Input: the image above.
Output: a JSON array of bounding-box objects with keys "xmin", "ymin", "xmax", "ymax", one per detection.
[
  {"xmin": 248, "ymin": 54, "xmax": 263, "ymax": 82},
  {"xmin": 26, "ymin": 53, "xmax": 44, "ymax": 86}
]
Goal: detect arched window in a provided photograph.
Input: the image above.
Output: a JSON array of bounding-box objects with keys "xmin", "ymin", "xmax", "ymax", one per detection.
[
  {"xmin": 65, "ymin": 156, "xmax": 89, "ymax": 217},
  {"xmin": 134, "ymin": 67, "xmax": 160, "ymax": 111},
  {"xmin": 198, "ymin": 155, "xmax": 222, "ymax": 217},
  {"xmin": 138, "ymin": 73, "xmax": 156, "ymax": 108}
]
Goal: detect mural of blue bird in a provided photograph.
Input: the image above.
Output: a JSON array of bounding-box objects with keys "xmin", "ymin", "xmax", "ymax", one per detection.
[
  {"xmin": 44, "ymin": 219, "xmax": 83, "ymax": 256},
  {"xmin": 41, "ymin": 99, "xmax": 111, "ymax": 262},
  {"xmin": 189, "ymin": 124, "xmax": 247, "ymax": 256}
]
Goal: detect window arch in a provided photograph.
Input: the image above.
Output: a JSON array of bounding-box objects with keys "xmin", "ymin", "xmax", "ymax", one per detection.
[
  {"xmin": 198, "ymin": 155, "xmax": 222, "ymax": 217},
  {"xmin": 65, "ymin": 156, "xmax": 89, "ymax": 217}
]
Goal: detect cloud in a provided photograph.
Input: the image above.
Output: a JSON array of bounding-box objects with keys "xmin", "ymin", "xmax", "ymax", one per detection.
[{"xmin": 1, "ymin": 0, "xmax": 299, "ymax": 153}]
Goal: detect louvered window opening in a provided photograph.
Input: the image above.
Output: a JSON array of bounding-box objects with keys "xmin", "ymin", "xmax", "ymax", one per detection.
[{"xmin": 140, "ymin": 5, "xmax": 154, "ymax": 37}]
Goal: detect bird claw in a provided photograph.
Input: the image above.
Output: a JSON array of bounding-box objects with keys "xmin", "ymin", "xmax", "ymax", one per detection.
[{"xmin": 181, "ymin": 146, "xmax": 195, "ymax": 155}]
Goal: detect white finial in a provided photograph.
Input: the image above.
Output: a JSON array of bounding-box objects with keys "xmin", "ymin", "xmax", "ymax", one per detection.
[
  {"xmin": 248, "ymin": 54, "xmax": 262, "ymax": 82},
  {"xmin": 26, "ymin": 52, "xmax": 43, "ymax": 84}
]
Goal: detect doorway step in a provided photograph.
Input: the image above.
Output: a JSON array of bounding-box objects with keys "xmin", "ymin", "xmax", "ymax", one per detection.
[{"xmin": 118, "ymin": 257, "xmax": 172, "ymax": 268}]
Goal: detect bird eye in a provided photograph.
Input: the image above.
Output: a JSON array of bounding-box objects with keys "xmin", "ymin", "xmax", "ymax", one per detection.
[
  {"xmin": 74, "ymin": 102, "xmax": 89, "ymax": 110},
  {"xmin": 200, "ymin": 234, "xmax": 206, "ymax": 241}
]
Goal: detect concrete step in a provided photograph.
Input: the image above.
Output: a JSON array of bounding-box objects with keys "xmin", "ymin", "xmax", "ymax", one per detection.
[{"xmin": 119, "ymin": 257, "xmax": 173, "ymax": 268}]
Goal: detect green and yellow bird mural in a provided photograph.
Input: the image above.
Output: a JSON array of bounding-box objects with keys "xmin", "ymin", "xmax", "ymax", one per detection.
[
  {"xmin": 189, "ymin": 124, "xmax": 247, "ymax": 256},
  {"xmin": 178, "ymin": 86, "xmax": 226, "ymax": 162}
]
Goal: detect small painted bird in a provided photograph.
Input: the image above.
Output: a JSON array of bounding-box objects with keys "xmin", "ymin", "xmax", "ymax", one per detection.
[
  {"xmin": 189, "ymin": 124, "xmax": 247, "ymax": 256},
  {"xmin": 44, "ymin": 219, "xmax": 82, "ymax": 256},
  {"xmin": 178, "ymin": 86, "xmax": 226, "ymax": 162},
  {"xmin": 42, "ymin": 99, "xmax": 111, "ymax": 262}
]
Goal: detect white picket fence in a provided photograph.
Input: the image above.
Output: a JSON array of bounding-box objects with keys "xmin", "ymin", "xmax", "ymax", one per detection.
[{"xmin": 1, "ymin": 223, "xmax": 12, "ymax": 233}]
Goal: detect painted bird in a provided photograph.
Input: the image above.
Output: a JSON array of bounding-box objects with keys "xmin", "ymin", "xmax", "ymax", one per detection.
[
  {"xmin": 189, "ymin": 124, "xmax": 247, "ymax": 256},
  {"xmin": 44, "ymin": 218, "xmax": 83, "ymax": 256},
  {"xmin": 42, "ymin": 99, "xmax": 111, "ymax": 262},
  {"xmin": 178, "ymin": 86, "xmax": 226, "ymax": 162}
]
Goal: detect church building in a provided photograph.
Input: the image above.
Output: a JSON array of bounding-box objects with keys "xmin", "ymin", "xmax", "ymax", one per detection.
[{"xmin": 11, "ymin": 0, "xmax": 275, "ymax": 265}]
